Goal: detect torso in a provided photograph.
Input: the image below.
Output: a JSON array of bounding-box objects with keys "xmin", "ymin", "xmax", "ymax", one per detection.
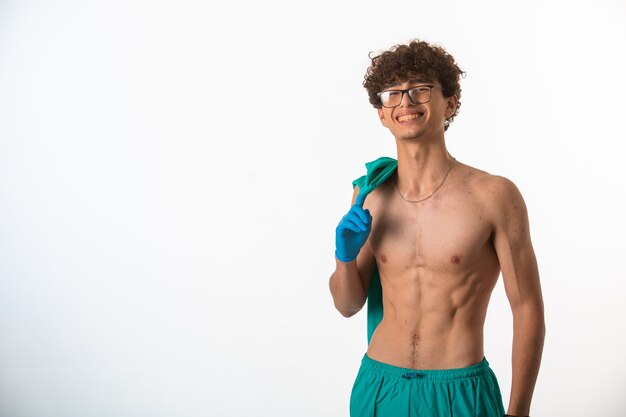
[{"xmin": 363, "ymin": 161, "xmax": 502, "ymax": 370}]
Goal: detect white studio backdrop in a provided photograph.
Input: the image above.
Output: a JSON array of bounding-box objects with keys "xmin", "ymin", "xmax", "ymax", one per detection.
[{"xmin": 1, "ymin": 0, "xmax": 625, "ymax": 416}]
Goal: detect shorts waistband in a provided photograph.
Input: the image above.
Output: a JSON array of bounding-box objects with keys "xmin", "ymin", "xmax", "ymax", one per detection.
[{"xmin": 360, "ymin": 353, "xmax": 492, "ymax": 381}]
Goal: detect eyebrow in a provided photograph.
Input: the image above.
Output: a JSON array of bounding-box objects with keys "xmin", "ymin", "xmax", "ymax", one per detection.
[{"xmin": 385, "ymin": 79, "xmax": 432, "ymax": 88}]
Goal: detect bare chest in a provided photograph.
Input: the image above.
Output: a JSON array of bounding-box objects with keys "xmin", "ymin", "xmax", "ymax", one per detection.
[{"xmin": 367, "ymin": 186, "xmax": 494, "ymax": 274}]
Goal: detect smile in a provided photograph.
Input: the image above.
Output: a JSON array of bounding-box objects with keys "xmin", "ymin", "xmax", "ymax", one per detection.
[{"xmin": 396, "ymin": 112, "xmax": 424, "ymax": 123}]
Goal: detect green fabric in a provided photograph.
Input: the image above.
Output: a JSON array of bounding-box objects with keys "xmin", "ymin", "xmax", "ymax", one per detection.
[
  {"xmin": 350, "ymin": 354, "xmax": 506, "ymax": 417},
  {"xmin": 351, "ymin": 156, "xmax": 398, "ymax": 344},
  {"xmin": 352, "ymin": 156, "xmax": 398, "ymax": 196},
  {"xmin": 366, "ymin": 268, "xmax": 382, "ymax": 345}
]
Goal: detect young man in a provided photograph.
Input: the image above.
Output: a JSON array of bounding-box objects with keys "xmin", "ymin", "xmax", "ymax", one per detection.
[{"xmin": 329, "ymin": 40, "xmax": 545, "ymax": 417}]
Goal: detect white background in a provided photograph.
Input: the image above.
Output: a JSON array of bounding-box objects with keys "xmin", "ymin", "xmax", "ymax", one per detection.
[{"xmin": 1, "ymin": 0, "xmax": 625, "ymax": 416}]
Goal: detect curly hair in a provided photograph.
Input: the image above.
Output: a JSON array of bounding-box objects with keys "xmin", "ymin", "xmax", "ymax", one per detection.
[{"xmin": 363, "ymin": 40, "xmax": 465, "ymax": 131}]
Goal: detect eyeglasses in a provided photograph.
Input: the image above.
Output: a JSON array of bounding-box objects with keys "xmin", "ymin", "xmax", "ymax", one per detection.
[{"xmin": 377, "ymin": 85, "xmax": 442, "ymax": 108}]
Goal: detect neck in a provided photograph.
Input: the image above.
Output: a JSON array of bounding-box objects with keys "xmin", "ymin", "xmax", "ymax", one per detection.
[{"xmin": 394, "ymin": 136, "xmax": 454, "ymax": 200}]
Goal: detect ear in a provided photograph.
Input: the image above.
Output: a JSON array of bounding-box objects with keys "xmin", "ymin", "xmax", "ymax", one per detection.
[
  {"xmin": 444, "ymin": 95, "xmax": 459, "ymax": 119},
  {"xmin": 377, "ymin": 107, "xmax": 389, "ymax": 127}
]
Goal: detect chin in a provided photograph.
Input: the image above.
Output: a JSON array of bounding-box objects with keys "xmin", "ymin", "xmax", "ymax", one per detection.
[{"xmin": 398, "ymin": 130, "xmax": 425, "ymax": 141}]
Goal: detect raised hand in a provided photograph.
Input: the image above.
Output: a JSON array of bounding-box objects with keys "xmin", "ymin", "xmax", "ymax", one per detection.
[{"xmin": 335, "ymin": 194, "xmax": 372, "ymax": 262}]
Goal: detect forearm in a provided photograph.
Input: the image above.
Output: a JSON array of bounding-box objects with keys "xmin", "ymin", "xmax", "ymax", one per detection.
[
  {"xmin": 329, "ymin": 259, "xmax": 366, "ymax": 317},
  {"xmin": 507, "ymin": 305, "xmax": 546, "ymax": 416}
]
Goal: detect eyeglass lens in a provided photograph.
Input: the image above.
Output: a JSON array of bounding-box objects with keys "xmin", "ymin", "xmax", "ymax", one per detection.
[{"xmin": 380, "ymin": 86, "xmax": 432, "ymax": 108}]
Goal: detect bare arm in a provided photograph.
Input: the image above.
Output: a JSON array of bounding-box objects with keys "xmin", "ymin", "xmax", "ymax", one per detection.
[
  {"xmin": 329, "ymin": 186, "xmax": 376, "ymax": 317},
  {"xmin": 489, "ymin": 176, "xmax": 546, "ymax": 416}
]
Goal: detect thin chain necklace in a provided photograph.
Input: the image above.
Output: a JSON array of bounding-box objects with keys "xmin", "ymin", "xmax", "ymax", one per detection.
[{"xmin": 395, "ymin": 157, "xmax": 457, "ymax": 203}]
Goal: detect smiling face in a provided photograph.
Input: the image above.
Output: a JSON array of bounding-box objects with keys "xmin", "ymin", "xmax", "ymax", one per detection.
[{"xmin": 377, "ymin": 78, "xmax": 458, "ymax": 142}]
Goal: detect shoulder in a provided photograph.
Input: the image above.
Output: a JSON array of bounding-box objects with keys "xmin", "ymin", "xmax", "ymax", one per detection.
[
  {"xmin": 452, "ymin": 162, "xmax": 527, "ymax": 217},
  {"xmin": 452, "ymin": 161, "xmax": 520, "ymax": 201},
  {"xmin": 479, "ymin": 174, "xmax": 523, "ymax": 202},
  {"xmin": 472, "ymin": 172, "xmax": 528, "ymax": 227}
]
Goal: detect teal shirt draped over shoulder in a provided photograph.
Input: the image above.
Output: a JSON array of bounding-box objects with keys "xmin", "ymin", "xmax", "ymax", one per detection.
[{"xmin": 351, "ymin": 157, "xmax": 398, "ymax": 344}]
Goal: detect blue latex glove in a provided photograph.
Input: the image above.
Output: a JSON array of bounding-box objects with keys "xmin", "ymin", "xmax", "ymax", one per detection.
[{"xmin": 335, "ymin": 194, "xmax": 372, "ymax": 262}]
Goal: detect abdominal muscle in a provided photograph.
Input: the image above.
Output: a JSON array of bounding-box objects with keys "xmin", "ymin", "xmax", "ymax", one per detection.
[
  {"xmin": 366, "ymin": 267, "xmax": 499, "ymax": 370},
  {"xmin": 362, "ymin": 164, "xmax": 502, "ymax": 370}
]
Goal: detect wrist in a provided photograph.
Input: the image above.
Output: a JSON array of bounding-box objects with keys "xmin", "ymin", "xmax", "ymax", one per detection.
[{"xmin": 335, "ymin": 250, "xmax": 357, "ymax": 263}]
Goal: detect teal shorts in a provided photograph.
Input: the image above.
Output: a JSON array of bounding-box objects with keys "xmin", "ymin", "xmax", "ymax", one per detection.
[{"xmin": 350, "ymin": 353, "xmax": 505, "ymax": 417}]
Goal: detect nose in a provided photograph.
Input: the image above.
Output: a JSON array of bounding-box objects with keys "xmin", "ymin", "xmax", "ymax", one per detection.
[{"xmin": 400, "ymin": 91, "xmax": 414, "ymax": 107}]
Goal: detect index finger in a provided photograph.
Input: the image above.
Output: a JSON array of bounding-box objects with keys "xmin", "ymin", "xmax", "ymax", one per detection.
[{"xmin": 355, "ymin": 193, "xmax": 366, "ymax": 207}]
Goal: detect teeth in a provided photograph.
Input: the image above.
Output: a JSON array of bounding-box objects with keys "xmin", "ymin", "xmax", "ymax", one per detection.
[{"xmin": 398, "ymin": 113, "xmax": 422, "ymax": 122}]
